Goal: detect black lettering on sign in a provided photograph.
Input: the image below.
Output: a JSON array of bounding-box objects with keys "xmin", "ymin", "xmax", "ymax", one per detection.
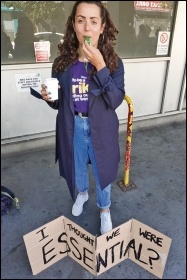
[
  {"xmin": 120, "ymin": 240, "xmax": 124, "ymax": 259},
  {"xmin": 67, "ymin": 223, "xmax": 94, "ymax": 246},
  {"xmin": 123, "ymin": 238, "xmax": 135, "ymax": 258},
  {"xmin": 32, "ymin": 224, "xmax": 163, "ymax": 273},
  {"xmin": 123, "ymin": 239, "xmax": 147, "ymax": 265},
  {"xmin": 109, "ymin": 242, "xmax": 121, "ymax": 263},
  {"xmin": 96, "ymin": 237, "xmax": 162, "ymax": 273},
  {"xmin": 42, "ymin": 239, "xmax": 56, "ymax": 264},
  {"xmin": 147, "ymin": 248, "xmax": 160, "ymax": 269},
  {"xmin": 96, "ymin": 249, "xmax": 108, "ymax": 272},
  {"xmin": 58, "ymin": 232, "xmax": 71, "ymax": 254},
  {"xmin": 70, "ymin": 237, "xmax": 82, "ymax": 260},
  {"xmin": 136, "ymin": 243, "xmax": 148, "ymax": 265},
  {"xmin": 36, "ymin": 227, "xmax": 49, "ymax": 242},
  {"xmin": 69, "ymin": 236, "xmax": 94, "ymax": 270},
  {"xmin": 83, "ymin": 247, "xmax": 94, "ymax": 270},
  {"xmin": 139, "ymin": 228, "xmax": 163, "ymax": 247},
  {"xmin": 106, "ymin": 228, "xmax": 120, "ymax": 242}
]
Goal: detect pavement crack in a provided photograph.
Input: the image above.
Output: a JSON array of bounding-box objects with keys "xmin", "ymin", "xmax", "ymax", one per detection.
[{"xmin": 8, "ymin": 243, "xmax": 23, "ymax": 255}]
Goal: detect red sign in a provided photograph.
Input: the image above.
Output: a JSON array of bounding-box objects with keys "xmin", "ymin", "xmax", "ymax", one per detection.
[
  {"xmin": 134, "ymin": 1, "xmax": 170, "ymax": 12},
  {"xmin": 34, "ymin": 42, "xmax": 50, "ymax": 62},
  {"xmin": 35, "ymin": 51, "xmax": 49, "ymax": 62}
]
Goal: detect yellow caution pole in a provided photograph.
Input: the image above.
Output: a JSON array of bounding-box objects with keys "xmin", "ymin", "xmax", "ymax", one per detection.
[{"xmin": 117, "ymin": 95, "xmax": 136, "ymax": 191}]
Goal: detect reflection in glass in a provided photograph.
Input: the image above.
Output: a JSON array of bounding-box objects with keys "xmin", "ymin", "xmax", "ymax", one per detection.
[
  {"xmin": 1, "ymin": 1, "xmax": 69, "ymax": 64},
  {"xmin": 13, "ymin": 15, "xmax": 38, "ymax": 63},
  {"xmin": 1, "ymin": 24, "xmax": 14, "ymax": 63},
  {"xmin": 1, "ymin": 1, "xmax": 176, "ymax": 63},
  {"xmin": 116, "ymin": 1, "xmax": 176, "ymax": 58}
]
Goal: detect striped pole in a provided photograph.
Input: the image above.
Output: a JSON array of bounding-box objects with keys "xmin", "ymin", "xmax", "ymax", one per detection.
[
  {"xmin": 124, "ymin": 95, "xmax": 133, "ymax": 185},
  {"xmin": 117, "ymin": 95, "xmax": 136, "ymax": 191}
]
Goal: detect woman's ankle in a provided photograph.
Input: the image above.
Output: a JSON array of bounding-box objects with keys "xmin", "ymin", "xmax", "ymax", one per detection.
[
  {"xmin": 79, "ymin": 191, "xmax": 87, "ymax": 195},
  {"xmin": 100, "ymin": 208, "xmax": 109, "ymax": 213}
]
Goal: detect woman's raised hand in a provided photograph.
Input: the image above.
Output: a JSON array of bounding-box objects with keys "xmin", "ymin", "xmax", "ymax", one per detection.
[{"xmin": 82, "ymin": 40, "xmax": 106, "ymax": 71}]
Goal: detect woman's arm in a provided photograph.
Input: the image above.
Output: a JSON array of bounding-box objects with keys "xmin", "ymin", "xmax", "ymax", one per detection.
[{"xmin": 91, "ymin": 58, "xmax": 125, "ymax": 110}]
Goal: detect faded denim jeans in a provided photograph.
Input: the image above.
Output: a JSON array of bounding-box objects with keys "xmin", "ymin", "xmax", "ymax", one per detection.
[{"xmin": 73, "ymin": 115, "xmax": 111, "ymax": 209}]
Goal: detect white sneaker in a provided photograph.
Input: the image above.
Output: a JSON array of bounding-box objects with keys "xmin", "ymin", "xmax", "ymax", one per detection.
[
  {"xmin": 100, "ymin": 210, "xmax": 113, "ymax": 235},
  {"xmin": 72, "ymin": 193, "xmax": 89, "ymax": 216}
]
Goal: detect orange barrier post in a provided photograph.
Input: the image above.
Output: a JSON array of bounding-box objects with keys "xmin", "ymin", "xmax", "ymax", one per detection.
[{"xmin": 117, "ymin": 95, "xmax": 136, "ymax": 191}]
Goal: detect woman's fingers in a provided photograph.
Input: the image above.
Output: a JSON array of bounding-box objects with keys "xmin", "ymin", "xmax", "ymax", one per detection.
[
  {"xmin": 82, "ymin": 41, "xmax": 105, "ymax": 70},
  {"xmin": 41, "ymin": 82, "xmax": 60, "ymax": 102},
  {"xmin": 82, "ymin": 41, "xmax": 94, "ymax": 57},
  {"xmin": 41, "ymin": 86, "xmax": 53, "ymax": 102}
]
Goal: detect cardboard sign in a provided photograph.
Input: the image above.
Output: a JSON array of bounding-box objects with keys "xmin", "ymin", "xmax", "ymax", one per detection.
[{"xmin": 23, "ymin": 217, "xmax": 172, "ymax": 278}]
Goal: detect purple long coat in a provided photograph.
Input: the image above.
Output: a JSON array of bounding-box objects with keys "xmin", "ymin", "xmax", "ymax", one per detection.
[{"xmin": 47, "ymin": 58, "xmax": 125, "ymax": 201}]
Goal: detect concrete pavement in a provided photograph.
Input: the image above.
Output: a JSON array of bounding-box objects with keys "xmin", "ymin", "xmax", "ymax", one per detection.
[{"xmin": 1, "ymin": 120, "xmax": 186, "ymax": 279}]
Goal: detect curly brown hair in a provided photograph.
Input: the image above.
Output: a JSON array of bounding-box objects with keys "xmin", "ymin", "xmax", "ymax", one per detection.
[{"xmin": 53, "ymin": 1, "xmax": 119, "ymax": 76}]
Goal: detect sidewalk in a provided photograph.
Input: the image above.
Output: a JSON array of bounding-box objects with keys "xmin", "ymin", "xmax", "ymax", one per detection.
[{"xmin": 1, "ymin": 120, "xmax": 186, "ymax": 279}]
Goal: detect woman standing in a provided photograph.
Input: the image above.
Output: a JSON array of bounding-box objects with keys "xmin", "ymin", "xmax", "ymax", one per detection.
[{"xmin": 41, "ymin": 1, "xmax": 125, "ymax": 235}]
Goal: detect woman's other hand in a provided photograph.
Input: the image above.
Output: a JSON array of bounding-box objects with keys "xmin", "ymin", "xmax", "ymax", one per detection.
[
  {"xmin": 41, "ymin": 84, "xmax": 61, "ymax": 102},
  {"xmin": 41, "ymin": 84, "xmax": 53, "ymax": 102}
]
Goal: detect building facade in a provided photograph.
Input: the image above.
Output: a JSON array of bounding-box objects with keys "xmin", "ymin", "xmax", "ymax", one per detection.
[{"xmin": 1, "ymin": 1, "xmax": 186, "ymax": 154}]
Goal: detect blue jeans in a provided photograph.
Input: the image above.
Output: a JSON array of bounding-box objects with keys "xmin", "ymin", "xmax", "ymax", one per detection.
[{"xmin": 73, "ymin": 115, "xmax": 111, "ymax": 209}]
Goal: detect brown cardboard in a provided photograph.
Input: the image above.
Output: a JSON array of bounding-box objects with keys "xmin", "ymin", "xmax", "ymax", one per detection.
[
  {"xmin": 64, "ymin": 217, "xmax": 96, "ymax": 275},
  {"xmin": 128, "ymin": 219, "xmax": 172, "ymax": 278},
  {"xmin": 95, "ymin": 220, "xmax": 132, "ymax": 275},
  {"xmin": 23, "ymin": 216, "xmax": 67, "ymax": 275},
  {"xmin": 23, "ymin": 216, "xmax": 172, "ymax": 278}
]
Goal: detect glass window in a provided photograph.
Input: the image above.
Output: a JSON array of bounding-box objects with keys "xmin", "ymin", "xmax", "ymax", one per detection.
[
  {"xmin": 1, "ymin": 1, "xmax": 74, "ymax": 65},
  {"xmin": 107, "ymin": 1, "xmax": 176, "ymax": 58},
  {"xmin": 1, "ymin": 1, "xmax": 177, "ymax": 65}
]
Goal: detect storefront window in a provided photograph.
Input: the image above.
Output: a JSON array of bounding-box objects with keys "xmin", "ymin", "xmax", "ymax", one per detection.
[
  {"xmin": 1, "ymin": 1, "xmax": 74, "ymax": 65},
  {"xmin": 1, "ymin": 1, "xmax": 176, "ymax": 65},
  {"xmin": 111, "ymin": 1, "xmax": 176, "ymax": 58}
]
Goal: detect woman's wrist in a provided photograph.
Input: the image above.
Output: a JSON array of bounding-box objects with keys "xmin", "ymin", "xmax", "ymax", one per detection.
[{"xmin": 96, "ymin": 61, "xmax": 106, "ymax": 72}]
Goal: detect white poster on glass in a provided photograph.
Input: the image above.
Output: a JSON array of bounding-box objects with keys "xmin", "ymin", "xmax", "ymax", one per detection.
[{"xmin": 156, "ymin": 31, "xmax": 170, "ymax": 55}]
